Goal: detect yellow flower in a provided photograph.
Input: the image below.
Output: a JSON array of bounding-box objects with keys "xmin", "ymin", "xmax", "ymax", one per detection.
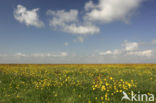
[
  {"xmin": 78, "ymin": 95, "xmax": 81, "ymax": 98},
  {"xmin": 95, "ymin": 97, "xmax": 97, "ymax": 100},
  {"xmin": 101, "ymin": 96, "xmax": 103, "ymax": 100},
  {"xmin": 101, "ymin": 85, "xmax": 106, "ymax": 91},
  {"xmin": 16, "ymin": 95, "xmax": 20, "ymax": 98},
  {"xmin": 54, "ymin": 94, "xmax": 57, "ymax": 97}
]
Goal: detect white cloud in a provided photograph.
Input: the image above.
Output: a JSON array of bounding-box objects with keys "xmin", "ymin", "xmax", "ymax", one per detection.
[
  {"xmin": 0, "ymin": 52, "xmax": 70, "ymax": 63},
  {"xmin": 0, "ymin": 49, "xmax": 155, "ymax": 64},
  {"xmin": 152, "ymin": 40, "xmax": 156, "ymax": 45},
  {"xmin": 99, "ymin": 49, "xmax": 121, "ymax": 56},
  {"xmin": 31, "ymin": 53, "xmax": 51, "ymax": 57},
  {"xmin": 123, "ymin": 41, "xmax": 138, "ymax": 51},
  {"xmin": 60, "ymin": 52, "xmax": 68, "ymax": 56},
  {"xmin": 14, "ymin": 4, "xmax": 44, "ymax": 28},
  {"xmin": 0, "ymin": 52, "xmax": 68, "ymax": 58},
  {"xmin": 113, "ymin": 49, "xmax": 121, "ymax": 55},
  {"xmin": 127, "ymin": 50, "xmax": 152, "ymax": 57},
  {"xmin": 64, "ymin": 42, "xmax": 69, "ymax": 46},
  {"xmin": 47, "ymin": 9, "xmax": 99, "ymax": 35},
  {"xmin": 99, "ymin": 50, "xmax": 112, "ymax": 55},
  {"xmin": 14, "ymin": 0, "xmax": 143, "ymax": 36},
  {"xmin": 98, "ymin": 41, "xmax": 154, "ymax": 58},
  {"xmin": 84, "ymin": 0, "xmax": 142, "ymax": 23},
  {"xmin": 63, "ymin": 24, "xmax": 99, "ymax": 35},
  {"xmin": 85, "ymin": 1, "xmax": 96, "ymax": 11},
  {"xmin": 46, "ymin": 0, "xmax": 143, "ymax": 35},
  {"xmin": 15, "ymin": 52, "xmax": 26, "ymax": 57},
  {"xmin": 31, "ymin": 52, "xmax": 68, "ymax": 57},
  {"xmin": 47, "ymin": 9, "xmax": 78, "ymax": 27}
]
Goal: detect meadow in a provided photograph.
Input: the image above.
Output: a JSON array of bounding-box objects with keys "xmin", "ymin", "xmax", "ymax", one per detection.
[{"xmin": 0, "ymin": 64, "xmax": 155, "ymax": 103}]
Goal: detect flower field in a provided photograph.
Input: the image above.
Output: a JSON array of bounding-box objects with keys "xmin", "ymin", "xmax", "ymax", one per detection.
[{"xmin": 0, "ymin": 64, "xmax": 155, "ymax": 103}]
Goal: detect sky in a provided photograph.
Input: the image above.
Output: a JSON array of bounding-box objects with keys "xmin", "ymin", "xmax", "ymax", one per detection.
[{"xmin": 0, "ymin": 0, "xmax": 156, "ymax": 64}]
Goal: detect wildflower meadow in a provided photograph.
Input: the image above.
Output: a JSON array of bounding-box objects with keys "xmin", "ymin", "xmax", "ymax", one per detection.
[{"xmin": 0, "ymin": 64, "xmax": 155, "ymax": 103}]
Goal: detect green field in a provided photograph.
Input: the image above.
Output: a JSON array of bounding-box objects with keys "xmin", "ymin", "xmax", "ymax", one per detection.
[{"xmin": 0, "ymin": 64, "xmax": 155, "ymax": 103}]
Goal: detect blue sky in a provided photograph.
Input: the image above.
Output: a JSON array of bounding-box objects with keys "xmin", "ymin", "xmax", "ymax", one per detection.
[{"xmin": 0, "ymin": 0, "xmax": 156, "ymax": 63}]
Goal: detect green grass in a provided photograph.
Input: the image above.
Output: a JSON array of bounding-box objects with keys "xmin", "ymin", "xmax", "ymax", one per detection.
[{"xmin": 0, "ymin": 64, "xmax": 155, "ymax": 103}]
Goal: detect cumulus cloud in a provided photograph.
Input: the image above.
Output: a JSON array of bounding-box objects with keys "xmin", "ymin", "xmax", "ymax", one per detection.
[
  {"xmin": 14, "ymin": 0, "xmax": 143, "ymax": 35},
  {"xmin": 84, "ymin": 0, "xmax": 142, "ymax": 23},
  {"xmin": 0, "ymin": 49, "xmax": 155, "ymax": 64},
  {"xmin": 99, "ymin": 49, "xmax": 121, "ymax": 56},
  {"xmin": 46, "ymin": 0, "xmax": 143, "ymax": 35},
  {"xmin": 47, "ymin": 9, "xmax": 78, "ymax": 27},
  {"xmin": 99, "ymin": 50, "xmax": 112, "ymax": 55},
  {"xmin": 14, "ymin": 4, "xmax": 44, "ymax": 28},
  {"xmin": 98, "ymin": 41, "xmax": 154, "ymax": 58},
  {"xmin": 84, "ymin": 1, "xmax": 96, "ymax": 11},
  {"xmin": 127, "ymin": 50, "xmax": 152, "ymax": 57},
  {"xmin": 123, "ymin": 41, "xmax": 138, "ymax": 51},
  {"xmin": 63, "ymin": 24, "xmax": 99, "ymax": 35},
  {"xmin": 47, "ymin": 9, "xmax": 99, "ymax": 35}
]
